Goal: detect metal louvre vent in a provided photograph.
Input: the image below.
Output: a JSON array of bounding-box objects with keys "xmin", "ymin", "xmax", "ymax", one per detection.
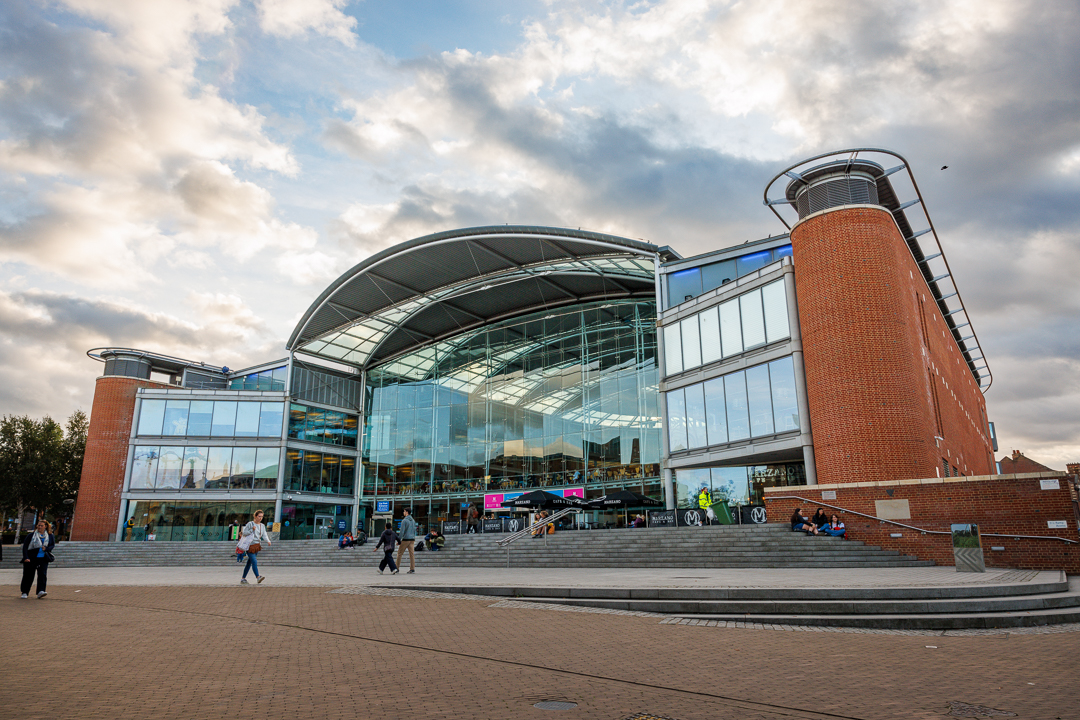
[{"xmin": 795, "ymin": 176, "xmax": 879, "ymax": 218}]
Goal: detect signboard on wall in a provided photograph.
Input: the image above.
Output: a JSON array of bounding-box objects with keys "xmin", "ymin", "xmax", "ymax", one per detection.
[
  {"xmin": 648, "ymin": 510, "xmax": 677, "ymax": 527},
  {"xmin": 676, "ymin": 508, "xmax": 705, "ymax": 527},
  {"xmin": 502, "ymin": 516, "xmax": 525, "ymax": 534},
  {"xmin": 482, "ymin": 518, "xmax": 503, "ymax": 533},
  {"xmin": 375, "ymin": 499, "xmax": 392, "ymax": 513},
  {"xmin": 442, "ymin": 521, "xmax": 461, "ymax": 535}
]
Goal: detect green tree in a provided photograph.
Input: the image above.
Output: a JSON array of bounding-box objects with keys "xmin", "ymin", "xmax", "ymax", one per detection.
[{"xmin": 0, "ymin": 411, "xmax": 88, "ymax": 539}]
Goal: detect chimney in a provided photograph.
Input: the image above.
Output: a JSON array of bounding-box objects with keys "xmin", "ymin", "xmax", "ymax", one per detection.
[{"xmin": 1011, "ymin": 450, "xmax": 1021, "ymax": 460}]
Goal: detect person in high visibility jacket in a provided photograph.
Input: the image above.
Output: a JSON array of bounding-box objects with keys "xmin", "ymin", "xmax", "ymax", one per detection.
[{"xmin": 698, "ymin": 486, "xmax": 712, "ymax": 510}]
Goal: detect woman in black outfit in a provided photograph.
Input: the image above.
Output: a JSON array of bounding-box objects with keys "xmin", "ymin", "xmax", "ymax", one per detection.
[
  {"xmin": 373, "ymin": 521, "xmax": 399, "ymax": 574},
  {"xmin": 811, "ymin": 508, "xmax": 829, "ymax": 534},
  {"xmin": 21, "ymin": 519, "xmax": 55, "ymax": 599}
]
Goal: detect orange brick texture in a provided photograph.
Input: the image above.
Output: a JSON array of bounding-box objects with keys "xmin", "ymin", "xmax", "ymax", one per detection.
[
  {"xmin": 766, "ymin": 476, "xmax": 1080, "ymax": 571},
  {"xmin": 791, "ymin": 207, "xmax": 994, "ymax": 486},
  {"xmin": 71, "ymin": 377, "xmax": 163, "ymax": 541}
]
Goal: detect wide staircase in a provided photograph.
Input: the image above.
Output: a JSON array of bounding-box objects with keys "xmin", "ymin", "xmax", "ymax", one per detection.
[{"xmin": 1, "ymin": 525, "xmax": 931, "ymax": 569}]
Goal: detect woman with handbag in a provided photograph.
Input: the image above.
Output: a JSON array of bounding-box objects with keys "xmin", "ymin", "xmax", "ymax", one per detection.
[
  {"xmin": 238, "ymin": 510, "xmax": 271, "ymax": 584},
  {"xmin": 21, "ymin": 519, "xmax": 55, "ymax": 599}
]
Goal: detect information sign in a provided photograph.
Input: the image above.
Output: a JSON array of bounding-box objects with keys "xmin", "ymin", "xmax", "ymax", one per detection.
[{"xmin": 375, "ymin": 499, "xmax": 392, "ymax": 513}]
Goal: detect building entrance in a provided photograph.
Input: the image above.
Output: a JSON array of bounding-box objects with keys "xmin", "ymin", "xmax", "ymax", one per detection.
[{"xmin": 314, "ymin": 514, "xmax": 336, "ymax": 539}]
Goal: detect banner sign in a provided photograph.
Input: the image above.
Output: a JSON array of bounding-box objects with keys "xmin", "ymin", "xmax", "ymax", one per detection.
[
  {"xmin": 482, "ymin": 518, "xmax": 503, "ymax": 533},
  {"xmin": 676, "ymin": 508, "xmax": 705, "ymax": 527},
  {"xmin": 740, "ymin": 505, "xmax": 767, "ymax": 524},
  {"xmin": 502, "ymin": 516, "xmax": 526, "ymax": 534},
  {"xmin": 442, "ymin": 521, "xmax": 461, "ymax": 535},
  {"xmin": 485, "ymin": 487, "xmax": 583, "ymax": 509},
  {"xmin": 647, "ymin": 510, "xmax": 677, "ymax": 527}
]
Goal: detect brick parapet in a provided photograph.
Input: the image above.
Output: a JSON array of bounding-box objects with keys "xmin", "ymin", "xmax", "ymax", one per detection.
[
  {"xmin": 764, "ymin": 474, "xmax": 1080, "ymax": 571},
  {"xmin": 71, "ymin": 376, "xmax": 169, "ymax": 541}
]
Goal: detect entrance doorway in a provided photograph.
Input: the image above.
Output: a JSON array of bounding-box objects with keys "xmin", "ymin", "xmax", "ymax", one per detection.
[{"xmin": 314, "ymin": 514, "xmax": 336, "ymax": 539}]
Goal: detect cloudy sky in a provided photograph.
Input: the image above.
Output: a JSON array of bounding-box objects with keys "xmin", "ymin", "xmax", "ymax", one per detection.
[{"xmin": 1, "ymin": 0, "xmax": 1077, "ymax": 468}]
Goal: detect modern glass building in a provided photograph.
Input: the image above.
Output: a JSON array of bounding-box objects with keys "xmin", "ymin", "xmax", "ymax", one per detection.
[{"xmin": 72, "ymin": 149, "xmax": 996, "ymax": 542}]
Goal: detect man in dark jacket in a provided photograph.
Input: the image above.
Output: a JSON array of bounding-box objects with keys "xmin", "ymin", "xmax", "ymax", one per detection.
[{"xmin": 373, "ymin": 521, "xmax": 398, "ymax": 574}]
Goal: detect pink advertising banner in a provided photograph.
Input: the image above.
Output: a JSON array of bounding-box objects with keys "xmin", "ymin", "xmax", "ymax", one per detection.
[{"xmin": 485, "ymin": 488, "xmax": 584, "ymax": 510}]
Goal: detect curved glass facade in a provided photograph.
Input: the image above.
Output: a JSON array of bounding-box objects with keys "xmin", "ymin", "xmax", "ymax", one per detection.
[{"xmin": 362, "ymin": 299, "xmax": 662, "ymax": 517}]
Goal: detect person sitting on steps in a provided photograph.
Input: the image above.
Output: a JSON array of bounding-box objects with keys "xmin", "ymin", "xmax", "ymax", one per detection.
[
  {"xmin": 819, "ymin": 514, "xmax": 847, "ymax": 538},
  {"xmin": 811, "ymin": 508, "xmax": 829, "ymax": 534},
  {"xmin": 790, "ymin": 508, "xmax": 818, "ymax": 535}
]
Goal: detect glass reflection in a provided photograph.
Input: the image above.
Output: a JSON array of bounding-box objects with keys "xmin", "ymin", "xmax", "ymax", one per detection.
[{"xmin": 366, "ymin": 300, "xmax": 661, "ymax": 499}]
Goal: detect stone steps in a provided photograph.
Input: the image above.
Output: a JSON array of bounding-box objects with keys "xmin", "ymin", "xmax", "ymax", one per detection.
[
  {"xmin": 387, "ymin": 575, "xmax": 1080, "ymax": 630},
  {"xmin": 0, "ymin": 526, "xmax": 933, "ymax": 569}
]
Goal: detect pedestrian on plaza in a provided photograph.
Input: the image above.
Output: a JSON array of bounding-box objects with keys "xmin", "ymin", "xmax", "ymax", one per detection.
[
  {"xmin": 395, "ymin": 508, "xmax": 417, "ymax": 573},
  {"xmin": 466, "ymin": 503, "xmax": 479, "ymax": 534},
  {"xmin": 20, "ymin": 519, "xmax": 55, "ymax": 599},
  {"xmin": 239, "ymin": 510, "xmax": 271, "ymax": 585},
  {"xmin": 374, "ymin": 521, "xmax": 398, "ymax": 574}
]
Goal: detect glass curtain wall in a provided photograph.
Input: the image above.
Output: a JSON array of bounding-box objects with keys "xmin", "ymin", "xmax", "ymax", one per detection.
[
  {"xmin": 363, "ymin": 299, "xmax": 662, "ymax": 504},
  {"xmin": 122, "ymin": 500, "xmax": 274, "ymax": 541}
]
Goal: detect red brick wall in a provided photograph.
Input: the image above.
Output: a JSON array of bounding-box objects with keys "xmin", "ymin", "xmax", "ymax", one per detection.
[
  {"xmin": 70, "ymin": 377, "xmax": 163, "ymax": 541},
  {"xmin": 765, "ymin": 475, "xmax": 1080, "ymax": 572},
  {"xmin": 791, "ymin": 206, "xmax": 994, "ymax": 485}
]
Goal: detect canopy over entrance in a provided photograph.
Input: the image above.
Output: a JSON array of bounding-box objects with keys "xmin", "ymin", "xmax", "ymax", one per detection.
[{"xmin": 288, "ymin": 225, "xmax": 677, "ymax": 370}]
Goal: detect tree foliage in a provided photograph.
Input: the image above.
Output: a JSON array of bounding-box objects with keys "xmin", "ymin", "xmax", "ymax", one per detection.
[{"xmin": 0, "ymin": 411, "xmax": 88, "ymax": 534}]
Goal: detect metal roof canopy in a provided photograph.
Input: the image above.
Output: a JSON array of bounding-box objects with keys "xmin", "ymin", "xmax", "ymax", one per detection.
[
  {"xmin": 288, "ymin": 225, "xmax": 672, "ymax": 370},
  {"xmin": 762, "ymin": 148, "xmax": 992, "ymax": 393}
]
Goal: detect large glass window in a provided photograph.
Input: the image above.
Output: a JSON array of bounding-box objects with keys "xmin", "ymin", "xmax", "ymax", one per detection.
[
  {"xmin": 663, "ymin": 279, "xmax": 790, "ymax": 376},
  {"xmin": 668, "ymin": 267, "xmax": 702, "ymax": 304},
  {"xmin": 181, "ymin": 447, "xmax": 207, "ymax": 489},
  {"xmin": 366, "ymin": 300, "xmax": 662, "ymax": 498},
  {"xmin": 123, "ymin": 499, "xmax": 276, "ymax": 541},
  {"xmin": 665, "ymin": 356, "xmax": 803, "ymax": 452},
  {"xmin": 253, "ymin": 447, "xmax": 279, "ymax": 490},
  {"xmin": 287, "ymin": 403, "xmax": 359, "ymax": 448},
  {"xmin": 156, "ymin": 446, "xmax": 185, "ymax": 489},
  {"xmin": 665, "ymin": 245, "xmax": 793, "ymax": 310},
  {"xmin": 136, "ymin": 400, "xmax": 284, "ymax": 439}
]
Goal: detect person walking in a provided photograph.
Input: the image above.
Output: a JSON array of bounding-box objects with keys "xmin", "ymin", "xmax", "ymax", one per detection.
[
  {"xmin": 374, "ymin": 520, "xmax": 398, "ymax": 574},
  {"xmin": 21, "ymin": 519, "xmax": 55, "ymax": 599},
  {"xmin": 239, "ymin": 510, "xmax": 271, "ymax": 584},
  {"xmin": 466, "ymin": 503, "xmax": 479, "ymax": 534},
  {"xmin": 395, "ymin": 508, "xmax": 417, "ymax": 573}
]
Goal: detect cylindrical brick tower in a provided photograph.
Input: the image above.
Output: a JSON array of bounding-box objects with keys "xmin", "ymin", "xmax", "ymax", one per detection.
[
  {"xmin": 70, "ymin": 352, "xmax": 161, "ymax": 541},
  {"xmin": 790, "ymin": 204, "xmax": 939, "ymax": 484}
]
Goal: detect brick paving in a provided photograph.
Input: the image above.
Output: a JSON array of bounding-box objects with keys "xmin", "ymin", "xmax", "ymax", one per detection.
[{"xmin": 3, "ymin": 583, "xmax": 1076, "ymax": 720}]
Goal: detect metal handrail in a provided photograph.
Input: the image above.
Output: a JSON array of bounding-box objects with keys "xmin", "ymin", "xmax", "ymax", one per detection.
[
  {"xmin": 765, "ymin": 495, "xmax": 1078, "ymax": 544},
  {"xmin": 496, "ymin": 507, "xmax": 580, "ymax": 568}
]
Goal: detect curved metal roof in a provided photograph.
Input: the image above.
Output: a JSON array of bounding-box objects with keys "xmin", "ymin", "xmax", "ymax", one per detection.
[{"xmin": 288, "ymin": 225, "xmax": 672, "ymax": 370}]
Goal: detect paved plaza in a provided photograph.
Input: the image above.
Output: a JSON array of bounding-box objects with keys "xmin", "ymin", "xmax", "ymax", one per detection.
[{"xmin": 2, "ymin": 565, "xmax": 1077, "ymax": 720}]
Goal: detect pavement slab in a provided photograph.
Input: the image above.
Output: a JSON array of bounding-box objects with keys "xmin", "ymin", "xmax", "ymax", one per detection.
[{"xmin": 2, "ymin": 567, "xmax": 1077, "ymax": 720}]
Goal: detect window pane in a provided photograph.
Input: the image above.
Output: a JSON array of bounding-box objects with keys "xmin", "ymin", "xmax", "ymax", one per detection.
[
  {"xmin": 256, "ymin": 371, "xmax": 273, "ymax": 391},
  {"xmin": 339, "ymin": 455, "xmax": 356, "ymax": 495},
  {"xmin": 131, "ymin": 446, "xmax": 159, "ymax": 489},
  {"xmin": 211, "ymin": 401, "xmax": 237, "ymax": 437},
  {"xmin": 684, "ymin": 383, "xmax": 707, "ymax": 449},
  {"xmin": 666, "ymin": 388, "xmax": 687, "ymax": 452},
  {"xmin": 775, "ymin": 244, "xmax": 793, "ymax": 259},
  {"xmin": 680, "ymin": 316, "xmax": 701, "ymax": 370},
  {"xmin": 259, "ymin": 402, "xmax": 284, "ymax": 438},
  {"xmin": 137, "ymin": 400, "xmax": 165, "ymax": 436},
  {"xmin": 254, "ymin": 447, "xmax": 279, "ymax": 490},
  {"xmin": 271, "ymin": 365, "xmax": 288, "ymax": 391},
  {"xmin": 162, "ymin": 401, "xmax": 189, "ymax": 436},
  {"xmin": 725, "ymin": 372, "xmax": 750, "ymax": 441},
  {"xmin": 699, "ymin": 307, "xmax": 722, "ymax": 365},
  {"xmin": 302, "ymin": 451, "xmax": 322, "ymax": 492},
  {"xmin": 288, "ymin": 404, "xmax": 306, "ymax": 440},
  {"xmin": 769, "ymin": 356, "xmax": 800, "ymax": 432},
  {"xmin": 342, "ymin": 414, "xmax": 358, "ymax": 448},
  {"xmin": 664, "ymin": 324, "xmax": 683, "ymax": 375},
  {"xmin": 703, "ymin": 377, "xmax": 727, "ymax": 445},
  {"xmin": 321, "ymin": 453, "xmax": 340, "ymax": 493},
  {"xmin": 719, "ymin": 299, "xmax": 743, "ymax": 357},
  {"xmin": 155, "ymin": 446, "xmax": 184, "ymax": 488},
  {"xmin": 740, "ymin": 289, "xmax": 766, "ymax": 349},
  {"xmin": 187, "ymin": 401, "xmax": 213, "ymax": 436},
  {"xmin": 746, "ymin": 363, "xmax": 774, "ymax": 437},
  {"xmin": 712, "ymin": 467, "xmax": 749, "ymax": 505},
  {"xmin": 701, "ymin": 259, "xmax": 736, "ymax": 293},
  {"xmin": 736, "ymin": 249, "xmax": 772, "ymax": 277},
  {"xmin": 181, "ymin": 447, "xmax": 207, "ymax": 489},
  {"xmin": 284, "ymin": 449, "xmax": 302, "ymax": 491},
  {"xmin": 206, "ymin": 447, "xmax": 233, "ymax": 489},
  {"xmin": 668, "ymin": 268, "xmax": 702, "ymax": 305},
  {"xmin": 234, "ymin": 402, "xmax": 260, "ymax": 437},
  {"xmin": 762, "ymin": 279, "xmax": 790, "ymax": 343},
  {"xmin": 230, "ymin": 447, "xmax": 256, "ymax": 489}
]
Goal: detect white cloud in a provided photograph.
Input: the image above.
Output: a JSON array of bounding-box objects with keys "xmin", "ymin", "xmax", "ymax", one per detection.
[{"xmin": 255, "ymin": 0, "xmax": 358, "ymax": 46}]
